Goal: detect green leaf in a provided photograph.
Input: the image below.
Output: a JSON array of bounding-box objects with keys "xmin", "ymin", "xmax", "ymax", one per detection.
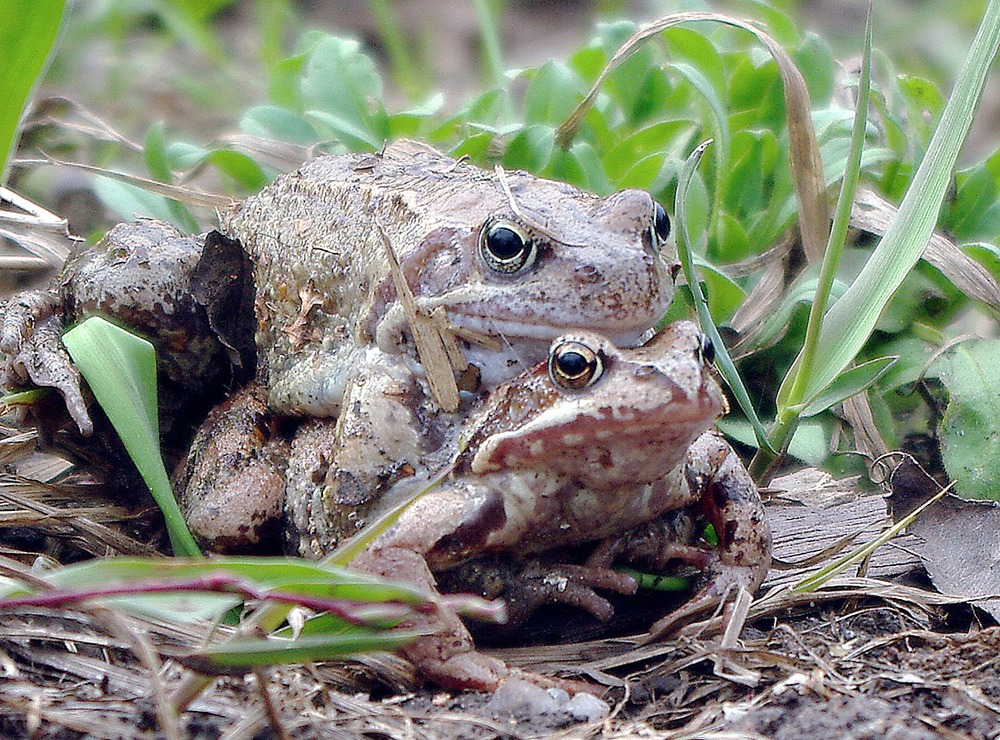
[
  {"xmin": 523, "ymin": 61, "xmax": 584, "ymax": 125},
  {"xmin": 93, "ymin": 176, "xmax": 191, "ymax": 231},
  {"xmin": 932, "ymin": 339, "xmax": 1000, "ymax": 500},
  {"xmin": 675, "ymin": 141, "xmax": 772, "ymax": 452},
  {"xmin": 142, "ymin": 122, "xmax": 198, "ymax": 231},
  {"xmin": 143, "ymin": 122, "xmax": 172, "ymax": 183},
  {"xmin": 502, "ymin": 125, "xmax": 556, "ymax": 171},
  {"xmin": 241, "ymin": 105, "xmax": 318, "ymax": 145},
  {"xmin": 192, "ymin": 630, "xmax": 422, "ymax": 667},
  {"xmin": 798, "ymin": 357, "xmax": 897, "ymax": 418},
  {"xmin": 0, "ymin": 0, "xmax": 65, "ymax": 183},
  {"xmin": 205, "ymin": 150, "xmax": 268, "ymax": 191},
  {"xmin": 62, "ymin": 317, "xmax": 201, "ymax": 557},
  {"xmin": 300, "ymin": 35, "xmax": 387, "ymax": 150}
]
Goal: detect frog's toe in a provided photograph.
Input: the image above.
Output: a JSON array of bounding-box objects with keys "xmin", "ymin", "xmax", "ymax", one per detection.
[{"xmin": 504, "ymin": 561, "xmax": 637, "ymax": 624}]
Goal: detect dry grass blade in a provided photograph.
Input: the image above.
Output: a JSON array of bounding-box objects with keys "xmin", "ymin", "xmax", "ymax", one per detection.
[
  {"xmin": 0, "ymin": 186, "xmax": 74, "ymax": 268},
  {"xmin": 853, "ymin": 185, "xmax": 1000, "ymax": 309},
  {"xmin": 375, "ymin": 222, "xmax": 461, "ymax": 412},
  {"xmin": 39, "ymin": 154, "xmax": 232, "ymax": 210},
  {"xmin": 0, "ymin": 481, "xmax": 160, "ymax": 556},
  {"xmin": 556, "ymin": 11, "xmax": 829, "ymax": 263},
  {"xmin": 841, "ymin": 391, "xmax": 890, "ymax": 461}
]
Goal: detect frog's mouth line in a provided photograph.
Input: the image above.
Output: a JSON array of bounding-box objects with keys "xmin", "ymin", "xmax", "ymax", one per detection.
[{"xmin": 447, "ymin": 313, "xmax": 659, "ymax": 349}]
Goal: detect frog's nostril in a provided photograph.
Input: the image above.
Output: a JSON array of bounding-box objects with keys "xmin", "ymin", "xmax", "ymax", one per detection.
[{"xmin": 575, "ymin": 264, "xmax": 600, "ymax": 282}]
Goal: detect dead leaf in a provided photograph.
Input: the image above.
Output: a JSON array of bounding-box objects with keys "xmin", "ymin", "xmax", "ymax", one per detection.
[{"xmin": 889, "ymin": 455, "xmax": 1000, "ymax": 620}]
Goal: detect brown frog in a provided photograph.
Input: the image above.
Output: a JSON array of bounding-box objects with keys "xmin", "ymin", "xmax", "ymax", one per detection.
[
  {"xmin": 180, "ymin": 139, "xmax": 679, "ymax": 550},
  {"xmin": 295, "ymin": 321, "xmax": 770, "ymax": 691}
]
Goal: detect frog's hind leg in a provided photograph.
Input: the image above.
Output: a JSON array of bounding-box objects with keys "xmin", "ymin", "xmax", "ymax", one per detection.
[
  {"xmin": 351, "ymin": 544, "xmax": 602, "ymax": 694},
  {"xmin": 174, "ymin": 382, "xmax": 289, "ymax": 554}
]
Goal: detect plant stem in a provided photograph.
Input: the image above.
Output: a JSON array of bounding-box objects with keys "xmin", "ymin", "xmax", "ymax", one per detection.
[{"xmin": 749, "ymin": 4, "xmax": 873, "ymax": 482}]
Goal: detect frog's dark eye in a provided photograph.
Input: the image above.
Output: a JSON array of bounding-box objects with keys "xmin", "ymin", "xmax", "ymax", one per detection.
[
  {"xmin": 479, "ymin": 220, "xmax": 538, "ymax": 275},
  {"xmin": 549, "ymin": 340, "xmax": 603, "ymax": 390},
  {"xmin": 698, "ymin": 334, "xmax": 715, "ymax": 365},
  {"xmin": 650, "ymin": 202, "xmax": 671, "ymax": 252}
]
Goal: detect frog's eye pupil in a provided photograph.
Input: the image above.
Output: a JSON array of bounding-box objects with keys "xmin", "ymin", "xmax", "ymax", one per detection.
[
  {"xmin": 549, "ymin": 341, "xmax": 603, "ymax": 390},
  {"xmin": 488, "ymin": 227, "xmax": 523, "ymax": 259},
  {"xmin": 699, "ymin": 334, "xmax": 715, "ymax": 365},
  {"xmin": 479, "ymin": 220, "xmax": 538, "ymax": 274},
  {"xmin": 652, "ymin": 202, "xmax": 671, "ymax": 245}
]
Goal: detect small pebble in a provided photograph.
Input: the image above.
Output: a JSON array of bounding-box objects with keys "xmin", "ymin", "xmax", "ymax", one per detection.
[
  {"xmin": 564, "ymin": 692, "xmax": 611, "ymax": 722},
  {"xmin": 486, "ymin": 678, "xmax": 560, "ymax": 717},
  {"xmin": 546, "ymin": 687, "xmax": 571, "ymax": 705}
]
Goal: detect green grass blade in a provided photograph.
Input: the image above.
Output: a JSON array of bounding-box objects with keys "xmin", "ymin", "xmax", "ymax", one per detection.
[
  {"xmin": 62, "ymin": 317, "xmax": 201, "ymax": 557},
  {"xmin": 191, "ymin": 631, "xmax": 424, "ymax": 667},
  {"xmin": 473, "ymin": 0, "xmax": 505, "ymax": 89},
  {"xmin": 675, "ymin": 141, "xmax": 774, "ymax": 452},
  {"xmin": 0, "ymin": 0, "xmax": 65, "ymax": 184},
  {"xmin": 792, "ymin": 2, "xmax": 1000, "ymax": 407}
]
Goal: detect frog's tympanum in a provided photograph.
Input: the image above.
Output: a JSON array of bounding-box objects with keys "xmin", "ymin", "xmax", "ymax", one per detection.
[
  {"xmin": 299, "ymin": 321, "xmax": 770, "ymax": 691},
  {"xmin": 1, "ymin": 140, "xmax": 678, "ymax": 550}
]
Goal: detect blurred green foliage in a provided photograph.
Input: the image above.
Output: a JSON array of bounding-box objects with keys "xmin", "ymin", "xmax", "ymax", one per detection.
[{"xmin": 16, "ymin": 0, "xmax": 1000, "ymax": 497}]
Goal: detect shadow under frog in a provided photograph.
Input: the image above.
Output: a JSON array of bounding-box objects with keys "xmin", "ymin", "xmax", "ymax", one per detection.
[{"xmin": 1, "ymin": 140, "xmax": 678, "ymax": 551}]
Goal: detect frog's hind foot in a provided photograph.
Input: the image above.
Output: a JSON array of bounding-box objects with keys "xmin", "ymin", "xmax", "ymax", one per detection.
[{"xmin": 1, "ymin": 292, "xmax": 91, "ymax": 435}]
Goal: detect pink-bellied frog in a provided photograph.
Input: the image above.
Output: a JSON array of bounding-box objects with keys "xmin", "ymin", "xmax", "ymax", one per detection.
[{"xmin": 297, "ymin": 321, "xmax": 771, "ymax": 692}]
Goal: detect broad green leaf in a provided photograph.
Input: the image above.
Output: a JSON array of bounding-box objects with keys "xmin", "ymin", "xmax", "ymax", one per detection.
[
  {"xmin": 205, "ymin": 150, "xmax": 268, "ymax": 191},
  {"xmin": 62, "ymin": 317, "xmax": 201, "ymax": 557},
  {"xmin": 307, "ymin": 109, "xmax": 383, "ymax": 150},
  {"xmin": 0, "ymin": 0, "xmax": 65, "ymax": 184},
  {"xmin": 797, "ymin": 357, "xmax": 897, "ymax": 418},
  {"xmin": 241, "ymin": 105, "xmax": 318, "ymax": 145},
  {"xmin": 93, "ymin": 176, "xmax": 177, "ymax": 225},
  {"xmin": 502, "ymin": 125, "xmax": 556, "ymax": 171},
  {"xmin": 523, "ymin": 61, "xmax": 584, "ymax": 125},
  {"xmin": 663, "ymin": 27, "xmax": 727, "ymax": 103},
  {"xmin": 932, "ymin": 339, "xmax": 1000, "ymax": 500},
  {"xmin": 143, "ymin": 122, "xmax": 172, "ymax": 183},
  {"xmin": 143, "ymin": 122, "xmax": 198, "ymax": 231},
  {"xmin": 300, "ymin": 35, "xmax": 388, "ymax": 149}
]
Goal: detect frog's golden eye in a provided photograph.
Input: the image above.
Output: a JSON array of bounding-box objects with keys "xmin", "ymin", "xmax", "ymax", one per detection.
[
  {"xmin": 650, "ymin": 202, "xmax": 671, "ymax": 253},
  {"xmin": 479, "ymin": 219, "xmax": 538, "ymax": 274},
  {"xmin": 549, "ymin": 341, "xmax": 604, "ymax": 390}
]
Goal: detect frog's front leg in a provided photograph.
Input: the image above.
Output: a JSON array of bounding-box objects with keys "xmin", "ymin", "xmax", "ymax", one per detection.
[
  {"xmin": 650, "ymin": 431, "xmax": 770, "ymax": 637},
  {"xmin": 588, "ymin": 431, "xmax": 770, "ymax": 637},
  {"xmin": 349, "ymin": 490, "xmax": 601, "ymax": 693},
  {"xmin": 285, "ymin": 356, "xmax": 453, "ymax": 558}
]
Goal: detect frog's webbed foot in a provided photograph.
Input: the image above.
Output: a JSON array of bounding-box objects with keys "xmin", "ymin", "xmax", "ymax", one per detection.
[
  {"xmin": 441, "ymin": 556, "xmax": 637, "ymax": 628},
  {"xmin": 1, "ymin": 291, "xmax": 92, "ymax": 435},
  {"xmin": 174, "ymin": 383, "xmax": 288, "ymax": 554},
  {"xmin": 351, "ymin": 546, "xmax": 601, "ymax": 694}
]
